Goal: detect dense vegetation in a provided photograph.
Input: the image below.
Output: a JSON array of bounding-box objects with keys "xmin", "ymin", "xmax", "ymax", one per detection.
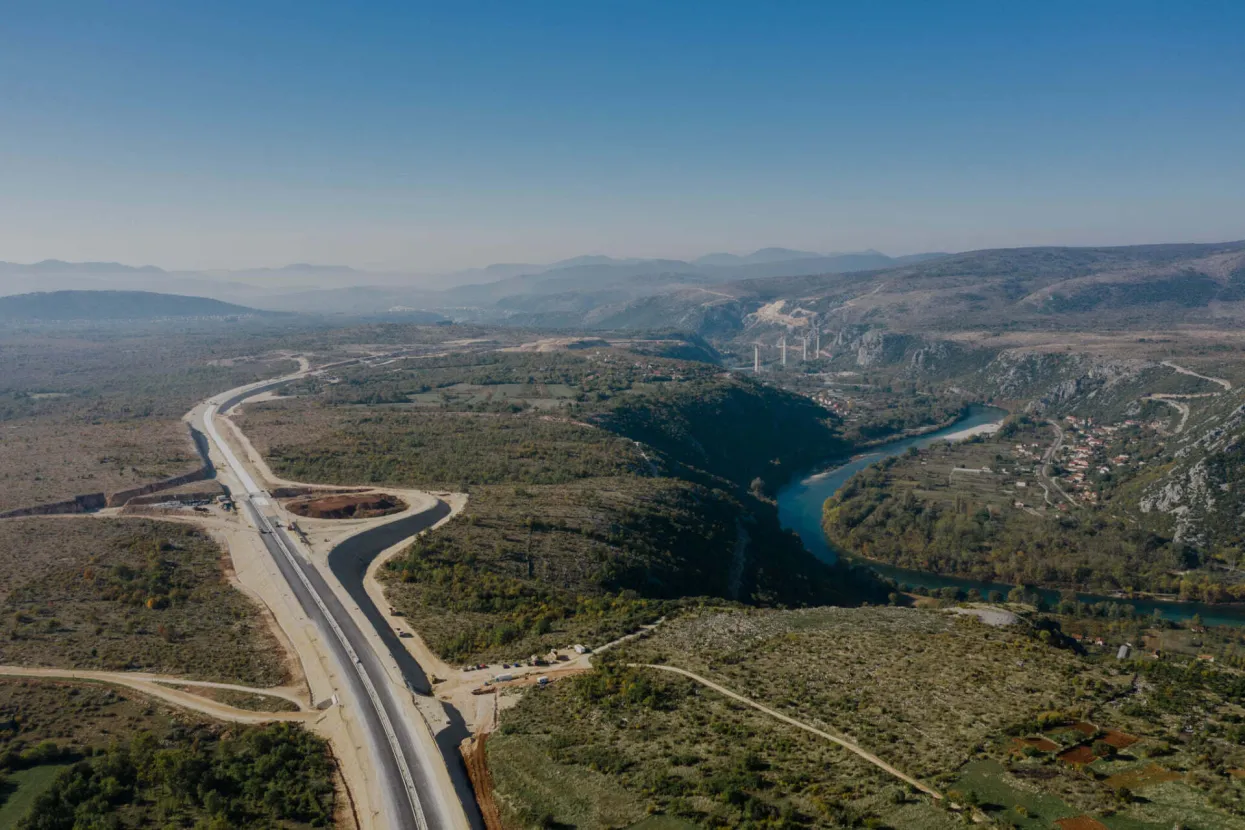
[
  {"xmin": 17, "ymin": 723, "xmax": 334, "ymax": 829},
  {"xmin": 822, "ymin": 416, "xmax": 1245, "ymax": 600},
  {"xmin": 384, "ymin": 476, "xmax": 867, "ymax": 661},
  {"xmin": 824, "ymin": 462, "xmax": 1184, "ymax": 595},
  {"xmin": 597, "ymin": 375, "xmax": 847, "ymax": 489},
  {"xmin": 0, "ymin": 680, "xmax": 336, "ymax": 829}
]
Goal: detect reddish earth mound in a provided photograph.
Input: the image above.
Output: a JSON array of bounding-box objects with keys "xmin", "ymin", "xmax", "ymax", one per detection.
[
  {"xmin": 1011, "ymin": 736, "xmax": 1060, "ymax": 754},
  {"xmin": 287, "ymin": 493, "xmax": 407, "ymax": 520},
  {"xmin": 1056, "ymin": 817, "xmax": 1108, "ymax": 830},
  {"xmin": 1102, "ymin": 729, "xmax": 1139, "ymax": 749},
  {"xmin": 1058, "ymin": 745, "xmax": 1098, "ymax": 766}
]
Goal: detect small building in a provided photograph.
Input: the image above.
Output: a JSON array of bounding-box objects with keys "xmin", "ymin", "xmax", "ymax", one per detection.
[{"xmin": 1117, "ymin": 644, "xmax": 1132, "ymax": 660}]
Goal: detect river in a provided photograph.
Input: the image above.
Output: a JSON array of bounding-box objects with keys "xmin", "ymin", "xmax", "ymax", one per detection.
[{"xmin": 776, "ymin": 405, "xmax": 1245, "ymax": 627}]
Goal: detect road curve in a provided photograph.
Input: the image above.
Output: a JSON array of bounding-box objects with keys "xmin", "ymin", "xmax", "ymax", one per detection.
[
  {"xmin": 201, "ymin": 365, "xmax": 464, "ymax": 830},
  {"xmin": 1161, "ymin": 360, "xmax": 1232, "ymax": 391},
  {"xmin": 0, "ymin": 665, "xmax": 310, "ymax": 723},
  {"xmin": 1041, "ymin": 420, "xmax": 1078, "ymax": 507}
]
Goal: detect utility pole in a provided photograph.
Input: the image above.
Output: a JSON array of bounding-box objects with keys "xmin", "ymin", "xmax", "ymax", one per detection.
[
  {"xmin": 753, "ymin": 344, "xmax": 760, "ymax": 373},
  {"xmin": 814, "ymin": 325, "xmax": 820, "ymax": 358},
  {"xmin": 802, "ymin": 336, "xmax": 808, "ymax": 361},
  {"xmin": 781, "ymin": 337, "xmax": 787, "ymax": 367}
]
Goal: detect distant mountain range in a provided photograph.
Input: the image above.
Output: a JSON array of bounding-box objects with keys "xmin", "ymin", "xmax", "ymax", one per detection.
[
  {"xmin": 7, "ymin": 242, "xmax": 1244, "ymax": 333},
  {"xmin": 0, "ymin": 290, "xmax": 269, "ymax": 322},
  {"xmin": 0, "ymin": 248, "xmax": 948, "ymax": 314}
]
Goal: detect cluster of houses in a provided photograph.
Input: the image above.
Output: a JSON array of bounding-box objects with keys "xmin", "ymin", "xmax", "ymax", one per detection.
[
  {"xmin": 812, "ymin": 389, "xmax": 852, "ymax": 417},
  {"xmin": 1052, "ymin": 416, "xmax": 1153, "ymax": 503}
]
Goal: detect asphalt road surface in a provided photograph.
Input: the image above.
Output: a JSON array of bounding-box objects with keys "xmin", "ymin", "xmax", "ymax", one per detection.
[{"xmin": 202, "ymin": 372, "xmax": 461, "ymax": 830}]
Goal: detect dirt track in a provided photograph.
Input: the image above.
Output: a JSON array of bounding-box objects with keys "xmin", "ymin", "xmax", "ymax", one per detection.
[
  {"xmin": 0, "ymin": 665, "xmax": 311, "ymax": 723},
  {"xmin": 634, "ymin": 663, "xmax": 943, "ymax": 799}
]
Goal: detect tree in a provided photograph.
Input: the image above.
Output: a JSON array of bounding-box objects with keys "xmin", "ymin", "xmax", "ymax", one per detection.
[{"xmin": 1092, "ymin": 740, "xmax": 1117, "ymax": 760}]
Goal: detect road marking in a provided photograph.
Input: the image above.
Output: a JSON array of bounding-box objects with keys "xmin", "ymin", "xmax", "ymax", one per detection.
[
  {"xmin": 251, "ymin": 505, "xmax": 430, "ymax": 830},
  {"xmin": 202, "ymin": 373, "xmax": 432, "ymax": 830}
]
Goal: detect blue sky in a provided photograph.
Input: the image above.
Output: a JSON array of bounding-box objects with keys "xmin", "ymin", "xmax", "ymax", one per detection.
[{"xmin": 2, "ymin": 1, "xmax": 1243, "ymax": 271}]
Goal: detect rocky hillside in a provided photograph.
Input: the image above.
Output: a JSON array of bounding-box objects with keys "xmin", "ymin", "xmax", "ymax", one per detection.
[{"xmin": 570, "ymin": 241, "xmax": 1245, "ymax": 337}]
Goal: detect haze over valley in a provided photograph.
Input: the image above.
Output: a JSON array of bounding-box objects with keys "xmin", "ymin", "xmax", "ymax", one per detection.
[{"xmin": 4, "ymin": 4, "xmax": 1245, "ymax": 830}]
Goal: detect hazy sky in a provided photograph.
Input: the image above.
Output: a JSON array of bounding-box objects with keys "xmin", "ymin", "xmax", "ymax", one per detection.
[{"xmin": 3, "ymin": 1, "xmax": 1244, "ymax": 272}]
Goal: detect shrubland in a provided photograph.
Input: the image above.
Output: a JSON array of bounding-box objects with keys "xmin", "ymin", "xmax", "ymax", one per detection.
[
  {"xmin": 0, "ymin": 518, "xmax": 287, "ymax": 685},
  {"xmin": 489, "ymin": 604, "xmax": 1245, "ymax": 829}
]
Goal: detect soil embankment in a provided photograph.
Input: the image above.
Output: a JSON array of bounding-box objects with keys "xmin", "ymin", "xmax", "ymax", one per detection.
[
  {"xmin": 460, "ymin": 733, "xmax": 504, "ymax": 830},
  {"xmin": 288, "ymin": 493, "xmax": 407, "ymax": 520}
]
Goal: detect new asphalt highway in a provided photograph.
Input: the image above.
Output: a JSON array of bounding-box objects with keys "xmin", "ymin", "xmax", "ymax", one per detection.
[{"xmin": 200, "ymin": 369, "xmax": 463, "ymax": 830}]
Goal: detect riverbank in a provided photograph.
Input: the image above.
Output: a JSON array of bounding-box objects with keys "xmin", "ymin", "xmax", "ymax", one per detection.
[
  {"xmin": 848, "ymin": 406, "xmax": 980, "ymax": 452},
  {"xmin": 776, "ymin": 405, "xmax": 1245, "ymax": 628}
]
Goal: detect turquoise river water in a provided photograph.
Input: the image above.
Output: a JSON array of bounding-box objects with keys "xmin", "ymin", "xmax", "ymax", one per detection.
[{"xmin": 776, "ymin": 405, "xmax": 1245, "ymax": 627}]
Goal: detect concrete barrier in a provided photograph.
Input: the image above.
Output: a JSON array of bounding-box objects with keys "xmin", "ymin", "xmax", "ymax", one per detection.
[
  {"xmin": 1, "ymin": 424, "xmax": 217, "ymax": 517},
  {"xmin": 0, "ymin": 492, "xmax": 107, "ymax": 519}
]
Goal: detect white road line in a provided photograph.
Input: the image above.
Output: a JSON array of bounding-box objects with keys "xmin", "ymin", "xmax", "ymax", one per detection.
[
  {"xmin": 253, "ymin": 506, "xmax": 429, "ymax": 830},
  {"xmin": 203, "ymin": 377, "xmax": 431, "ymax": 830}
]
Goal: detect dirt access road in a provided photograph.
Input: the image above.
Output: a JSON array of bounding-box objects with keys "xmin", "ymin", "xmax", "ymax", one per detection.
[
  {"xmin": 1041, "ymin": 420, "xmax": 1078, "ymax": 507},
  {"xmin": 635, "ymin": 663, "xmax": 943, "ymax": 800},
  {"xmin": 1161, "ymin": 360, "xmax": 1233, "ymax": 391},
  {"xmin": 0, "ymin": 665, "xmax": 309, "ymax": 724}
]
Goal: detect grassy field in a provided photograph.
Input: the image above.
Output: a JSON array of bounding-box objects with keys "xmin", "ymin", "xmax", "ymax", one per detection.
[
  {"xmin": 0, "ymin": 327, "xmax": 305, "ymax": 513},
  {"xmin": 239, "ymin": 401, "xmax": 649, "ymax": 488},
  {"xmin": 0, "ymin": 517, "xmax": 288, "ymax": 685},
  {"xmin": 0, "ymin": 763, "xmax": 74, "ymax": 827},
  {"xmin": 618, "ymin": 606, "xmax": 1104, "ymax": 783}
]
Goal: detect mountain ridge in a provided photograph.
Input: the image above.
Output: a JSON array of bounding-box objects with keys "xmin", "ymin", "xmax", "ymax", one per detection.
[{"xmin": 0, "ymin": 289, "xmax": 272, "ymax": 322}]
